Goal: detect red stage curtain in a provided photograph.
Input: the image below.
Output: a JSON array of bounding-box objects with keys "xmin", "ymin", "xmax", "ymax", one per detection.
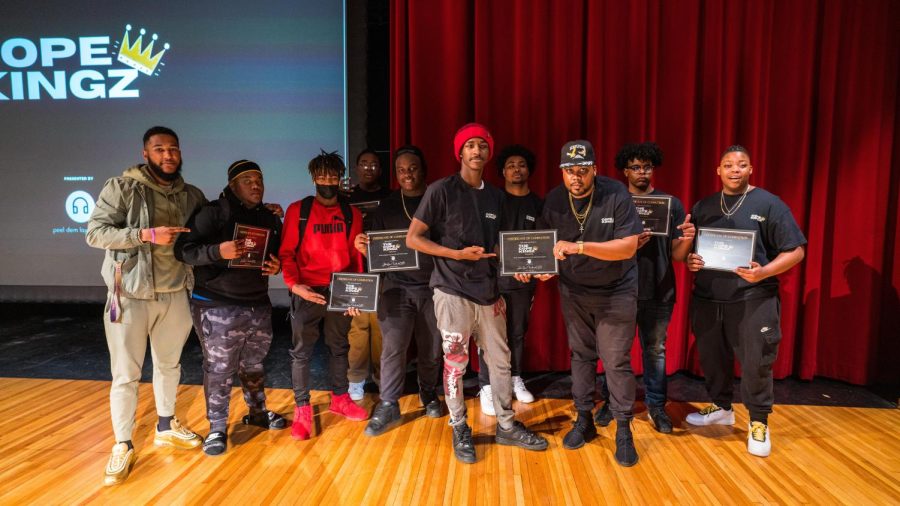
[{"xmin": 390, "ymin": 0, "xmax": 900, "ymax": 385}]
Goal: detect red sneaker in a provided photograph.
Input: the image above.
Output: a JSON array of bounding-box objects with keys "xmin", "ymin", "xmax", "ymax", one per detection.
[
  {"xmin": 291, "ymin": 405, "xmax": 312, "ymax": 440},
  {"xmin": 329, "ymin": 392, "xmax": 369, "ymax": 421}
]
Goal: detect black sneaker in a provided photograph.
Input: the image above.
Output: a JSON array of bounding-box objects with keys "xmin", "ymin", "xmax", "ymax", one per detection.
[
  {"xmin": 420, "ymin": 391, "xmax": 443, "ymax": 418},
  {"xmin": 495, "ymin": 421, "xmax": 548, "ymax": 451},
  {"xmin": 365, "ymin": 401, "xmax": 401, "ymax": 437},
  {"xmin": 451, "ymin": 423, "xmax": 476, "ymax": 464},
  {"xmin": 648, "ymin": 406, "xmax": 673, "ymax": 434},
  {"xmin": 242, "ymin": 410, "xmax": 287, "ymax": 430},
  {"xmin": 203, "ymin": 431, "xmax": 227, "ymax": 456},
  {"xmin": 614, "ymin": 420, "xmax": 639, "ymax": 467},
  {"xmin": 563, "ymin": 411, "xmax": 597, "ymax": 450},
  {"xmin": 594, "ymin": 402, "xmax": 613, "ymax": 427}
]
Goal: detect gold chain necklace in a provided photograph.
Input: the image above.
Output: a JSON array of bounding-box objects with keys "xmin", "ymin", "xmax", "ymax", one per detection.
[
  {"xmin": 401, "ymin": 192, "xmax": 412, "ymax": 220},
  {"xmin": 568, "ymin": 190, "xmax": 594, "ymax": 232},
  {"xmin": 720, "ymin": 185, "xmax": 750, "ymax": 217}
]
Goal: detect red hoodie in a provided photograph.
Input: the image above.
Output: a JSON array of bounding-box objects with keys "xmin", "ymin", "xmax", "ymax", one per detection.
[{"xmin": 279, "ymin": 198, "xmax": 364, "ymax": 288}]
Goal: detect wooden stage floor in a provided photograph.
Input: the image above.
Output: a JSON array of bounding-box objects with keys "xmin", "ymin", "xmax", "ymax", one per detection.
[{"xmin": 0, "ymin": 377, "xmax": 897, "ymax": 505}]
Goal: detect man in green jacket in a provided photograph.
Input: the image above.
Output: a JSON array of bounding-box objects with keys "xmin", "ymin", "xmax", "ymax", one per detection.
[{"xmin": 86, "ymin": 126, "xmax": 206, "ymax": 486}]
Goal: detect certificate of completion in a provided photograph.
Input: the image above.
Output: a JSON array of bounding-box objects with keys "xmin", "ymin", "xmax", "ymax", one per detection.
[
  {"xmin": 327, "ymin": 273, "xmax": 380, "ymax": 312},
  {"xmin": 631, "ymin": 195, "xmax": 672, "ymax": 236},
  {"xmin": 366, "ymin": 229, "xmax": 419, "ymax": 272},
  {"xmin": 696, "ymin": 227, "xmax": 756, "ymax": 271},
  {"xmin": 499, "ymin": 230, "xmax": 559, "ymax": 276},
  {"xmin": 228, "ymin": 223, "xmax": 271, "ymax": 269},
  {"xmin": 350, "ymin": 200, "xmax": 380, "ymax": 216}
]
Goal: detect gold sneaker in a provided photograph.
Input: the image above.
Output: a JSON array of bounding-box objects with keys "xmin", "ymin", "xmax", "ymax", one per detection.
[
  {"xmin": 104, "ymin": 442, "xmax": 135, "ymax": 486},
  {"xmin": 153, "ymin": 416, "xmax": 202, "ymax": 449}
]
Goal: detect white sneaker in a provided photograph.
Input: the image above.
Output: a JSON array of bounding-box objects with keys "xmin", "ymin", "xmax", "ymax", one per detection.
[
  {"xmin": 747, "ymin": 422, "xmax": 771, "ymax": 457},
  {"xmin": 479, "ymin": 385, "xmax": 496, "ymax": 417},
  {"xmin": 685, "ymin": 404, "xmax": 735, "ymax": 426},
  {"xmin": 512, "ymin": 376, "xmax": 535, "ymax": 403},
  {"xmin": 348, "ymin": 380, "xmax": 365, "ymax": 401}
]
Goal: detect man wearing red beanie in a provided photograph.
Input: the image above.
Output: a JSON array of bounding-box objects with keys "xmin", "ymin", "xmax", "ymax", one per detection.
[{"xmin": 407, "ymin": 123, "xmax": 548, "ymax": 464}]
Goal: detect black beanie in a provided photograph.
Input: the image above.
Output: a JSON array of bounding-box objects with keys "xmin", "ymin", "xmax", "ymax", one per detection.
[{"xmin": 227, "ymin": 160, "xmax": 262, "ymax": 181}]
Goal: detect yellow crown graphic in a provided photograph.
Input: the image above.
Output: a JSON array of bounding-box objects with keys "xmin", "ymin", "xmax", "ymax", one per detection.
[{"xmin": 117, "ymin": 24, "xmax": 170, "ymax": 76}]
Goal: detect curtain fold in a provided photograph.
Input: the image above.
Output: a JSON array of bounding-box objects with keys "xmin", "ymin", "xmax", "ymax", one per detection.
[{"xmin": 390, "ymin": 0, "xmax": 900, "ymax": 385}]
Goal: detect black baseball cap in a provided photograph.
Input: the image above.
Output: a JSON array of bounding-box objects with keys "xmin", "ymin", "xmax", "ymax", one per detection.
[{"xmin": 559, "ymin": 140, "xmax": 595, "ymax": 168}]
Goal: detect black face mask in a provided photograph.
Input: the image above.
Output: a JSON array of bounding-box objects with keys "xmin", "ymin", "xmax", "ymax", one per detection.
[
  {"xmin": 316, "ymin": 183, "xmax": 339, "ymax": 200},
  {"xmin": 147, "ymin": 160, "xmax": 182, "ymax": 183}
]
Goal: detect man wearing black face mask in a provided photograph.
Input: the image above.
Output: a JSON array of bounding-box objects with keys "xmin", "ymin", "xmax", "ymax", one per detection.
[{"xmin": 278, "ymin": 150, "xmax": 368, "ymax": 441}]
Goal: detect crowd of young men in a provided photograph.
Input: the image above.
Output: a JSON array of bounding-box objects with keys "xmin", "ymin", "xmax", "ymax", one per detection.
[{"xmin": 87, "ymin": 124, "xmax": 805, "ymax": 484}]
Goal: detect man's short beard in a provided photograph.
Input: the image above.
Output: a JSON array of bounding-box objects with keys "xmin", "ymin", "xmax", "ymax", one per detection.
[{"xmin": 147, "ymin": 160, "xmax": 182, "ymax": 182}]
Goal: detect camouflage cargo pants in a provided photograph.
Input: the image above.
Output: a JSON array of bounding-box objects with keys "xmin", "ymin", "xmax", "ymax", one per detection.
[{"xmin": 193, "ymin": 303, "xmax": 273, "ymax": 433}]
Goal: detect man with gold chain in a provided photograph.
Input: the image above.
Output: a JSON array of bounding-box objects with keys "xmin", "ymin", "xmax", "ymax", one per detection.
[{"xmin": 527, "ymin": 140, "xmax": 643, "ymax": 466}]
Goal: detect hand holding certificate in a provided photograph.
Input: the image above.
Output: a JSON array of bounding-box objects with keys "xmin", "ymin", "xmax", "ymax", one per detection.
[
  {"xmin": 228, "ymin": 224, "xmax": 271, "ymax": 269},
  {"xmin": 366, "ymin": 229, "xmax": 420, "ymax": 272},
  {"xmin": 631, "ymin": 195, "xmax": 672, "ymax": 236},
  {"xmin": 695, "ymin": 227, "xmax": 756, "ymax": 272}
]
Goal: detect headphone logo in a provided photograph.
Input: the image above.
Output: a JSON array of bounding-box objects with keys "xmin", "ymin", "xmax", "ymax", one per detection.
[{"xmin": 66, "ymin": 191, "xmax": 95, "ymax": 224}]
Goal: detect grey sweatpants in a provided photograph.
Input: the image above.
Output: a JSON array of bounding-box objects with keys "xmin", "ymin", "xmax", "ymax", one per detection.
[{"xmin": 433, "ymin": 289, "xmax": 514, "ymax": 430}]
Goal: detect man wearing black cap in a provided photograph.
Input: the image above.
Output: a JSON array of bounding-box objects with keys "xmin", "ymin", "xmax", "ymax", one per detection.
[
  {"xmin": 356, "ymin": 145, "xmax": 444, "ymax": 436},
  {"xmin": 175, "ymin": 160, "xmax": 286, "ymax": 456},
  {"xmin": 594, "ymin": 142, "xmax": 694, "ymax": 434},
  {"xmin": 407, "ymin": 123, "xmax": 548, "ymax": 463},
  {"xmin": 527, "ymin": 140, "xmax": 643, "ymax": 466},
  {"xmin": 477, "ymin": 145, "xmax": 542, "ymax": 416}
]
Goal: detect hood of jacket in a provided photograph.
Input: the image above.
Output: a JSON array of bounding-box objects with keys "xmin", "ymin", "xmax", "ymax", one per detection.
[{"xmin": 123, "ymin": 164, "xmax": 185, "ymax": 194}]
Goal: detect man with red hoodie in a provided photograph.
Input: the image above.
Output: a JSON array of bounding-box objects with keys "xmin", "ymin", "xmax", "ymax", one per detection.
[{"xmin": 279, "ymin": 150, "xmax": 369, "ymax": 440}]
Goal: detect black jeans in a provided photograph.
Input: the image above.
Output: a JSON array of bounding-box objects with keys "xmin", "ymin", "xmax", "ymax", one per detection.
[
  {"xmin": 289, "ymin": 290, "xmax": 352, "ymax": 406},
  {"xmin": 478, "ymin": 286, "xmax": 535, "ymax": 387},
  {"xmin": 690, "ymin": 295, "xmax": 782, "ymax": 422},
  {"xmin": 560, "ymin": 285, "xmax": 637, "ymax": 419},
  {"xmin": 377, "ymin": 287, "xmax": 442, "ymax": 403}
]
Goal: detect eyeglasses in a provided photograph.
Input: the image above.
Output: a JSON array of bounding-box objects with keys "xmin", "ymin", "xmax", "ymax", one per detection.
[
  {"xmin": 626, "ymin": 164, "xmax": 654, "ymax": 173},
  {"xmin": 562, "ymin": 166, "xmax": 592, "ymax": 177},
  {"xmin": 358, "ymin": 162, "xmax": 379, "ymax": 170}
]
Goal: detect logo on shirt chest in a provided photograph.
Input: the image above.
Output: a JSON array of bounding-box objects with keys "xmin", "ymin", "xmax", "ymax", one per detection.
[
  {"xmin": 601, "ymin": 217, "xmax": 614, "ymax": 224},
  {"xmin": 525, "ymin": 215, "xmax": 536, "ymax": 222},
  {"xmin": 485, "ymin": 212, "xmax": 497, "ymax": 220},
  {"xmin": 750, "ymin": 214, "xmax": 766, "ymax": 222},
  {"xmin": 313, "ymin": 217, "xmax": 346, "ymax": 234}
]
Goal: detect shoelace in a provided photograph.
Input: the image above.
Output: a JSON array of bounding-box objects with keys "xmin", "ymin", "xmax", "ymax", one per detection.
[
  {"xmin": 750, "ymin": 422, "xmax": 767, "ymax": 442},
  {"xmin": 108, "ymin": 447, "xmax": 128, "ymax": 470},
  {"xmin": 699, "ymin": 404, "xmax": 721, "ymax": 416},
  {"xmin": 455, "ymin": 426, "xmax": 473, "ymax": 446},
  {"xmin": 573, "ymin": 416, "xmax": 592, "ymax": 433},
  {"xmin": 513, "ymin": 377, "xmax": 527, "ymax": 391}
]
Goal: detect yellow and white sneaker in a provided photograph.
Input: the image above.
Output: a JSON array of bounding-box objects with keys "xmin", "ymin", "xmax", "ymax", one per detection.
[
  {"xmin": 685, "ymin": 404, "xmax": 735, "ymax": 426},
  {"xmin": 153, "ymin": 417, "xmax": 202, "ymax": 449},
  {"xmin": 104, "ymin": 442, "xmax": 135, "ymax": 486},
  {"xmin": 747, "ymin": 421, "xmax": 771, "ymax": 457}
]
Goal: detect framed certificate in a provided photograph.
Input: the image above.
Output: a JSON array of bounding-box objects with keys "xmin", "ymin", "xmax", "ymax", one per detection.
[
  {"xmin": 350, "ymin": 200, "xmax": 380, "ymax": 216},
  {"xmin": 499, "ymin": 229, "xmax": 559, "ymax": 276},
  {"xmin": 366, "ymin": 229, "xmax": 420, "ymax": 272},
  {"xmin": 327, "ymin": 272, "xmax": 380, "ymax": 312},
  {"xmin": 696, "ymin": 227, "xmax": 756, "ymax": 272},
  {"xmin": 228, "ymin": 223, "xmax": 270, "ymax": 269},
  {"xmin": 631, "ymin": 195, "xmax": 672, "ymax": 236}
]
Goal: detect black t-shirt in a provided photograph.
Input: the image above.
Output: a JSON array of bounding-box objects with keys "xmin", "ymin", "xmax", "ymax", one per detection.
[
  {"xmin": 690, "ymin": 187, "xmax": 807, "ymax": 302},
  {"xmin": 634, "ymin": 189, "xmax": 686, "ymax": 304},
  {"xmin": 370, "ymin": 190, "xmax": 434, "ymax": 298},
  {"xmin": 498, "ymin": 191, "xmax": 544, "ymax": 292},
  {"xmin": 414, "ymin": 173, "xmax": 504, "ymax": 305},
  {"xmin": 541, "ymin": 176, "xmax": 643, "ymax": 295},
  {"xmin": 348, "ymin": 185, "xmax": 392, "ymax": 231}
]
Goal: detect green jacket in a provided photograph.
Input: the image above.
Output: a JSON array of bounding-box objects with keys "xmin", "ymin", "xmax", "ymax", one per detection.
[{"xmin": 86, "ymin": 165, "xmax": 207, "ymax": 299}]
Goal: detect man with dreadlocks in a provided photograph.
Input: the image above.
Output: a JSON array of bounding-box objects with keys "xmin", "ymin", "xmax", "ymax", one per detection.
[{"xmin": 279, "ymin": 150, "xmax": 369, "ymax": 440}]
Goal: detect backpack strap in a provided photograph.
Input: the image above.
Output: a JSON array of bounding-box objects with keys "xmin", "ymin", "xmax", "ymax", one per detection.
[
  {"xmin": 295, "ymin": 196, "xmax": 316, "ymax": 255},
  {"xmin": 339, "ymin": 200, "xmax": 354, "ymax": 240}
]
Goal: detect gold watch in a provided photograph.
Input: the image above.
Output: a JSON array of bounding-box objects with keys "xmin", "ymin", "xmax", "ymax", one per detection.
[{"xmin": 577, "ymin": 241, "xmax": 584, "ymax": 255}]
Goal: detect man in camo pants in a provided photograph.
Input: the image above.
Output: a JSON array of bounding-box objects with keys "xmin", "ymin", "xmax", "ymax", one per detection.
[{"xmin": 175, "ymin": 160, "xmax": 286, "ymax": 456}]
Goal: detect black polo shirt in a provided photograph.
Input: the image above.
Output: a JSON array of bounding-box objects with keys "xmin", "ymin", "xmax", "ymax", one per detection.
[
  {"xmin": 414, "ymin": 173, "xmax": 504, "ymax": 305},
  {"xmin": 499, "ymin": 191, "xmax": 544, "ymax": 292},
  {"xmin": 541, "ymin": 176, "xmax": 643, "ymax": 295},
  {"xmin": 634, "ymin": 189, "xmax": 686, "ymax": 304},
  {"xmin": 370, "ymin": 190, "xmax": 434, "ymax": 298},
  {"xmin": 690, "ymin": 187, "xmax": 807, "ymax": 302}
]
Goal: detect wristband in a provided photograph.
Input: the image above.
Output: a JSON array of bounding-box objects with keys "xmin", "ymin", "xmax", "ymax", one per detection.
[
  {"xmin": 150, "ymin": 228, "xmax": 156, "ymax": 244},
  {"xmin": 577, "ymin": 241, "xmax": 584, "ymax": 255}
]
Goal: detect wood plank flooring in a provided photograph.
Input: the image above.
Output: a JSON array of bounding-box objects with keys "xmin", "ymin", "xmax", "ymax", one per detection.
[{"xmin": 0, "ymin": 377, "xmax": 897, "ymax": 505}]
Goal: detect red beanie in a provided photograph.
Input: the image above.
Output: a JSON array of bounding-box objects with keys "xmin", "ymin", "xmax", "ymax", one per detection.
[{"xmin": 453, "ymin": 123, "xmax": 494, "ymax": 162}]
